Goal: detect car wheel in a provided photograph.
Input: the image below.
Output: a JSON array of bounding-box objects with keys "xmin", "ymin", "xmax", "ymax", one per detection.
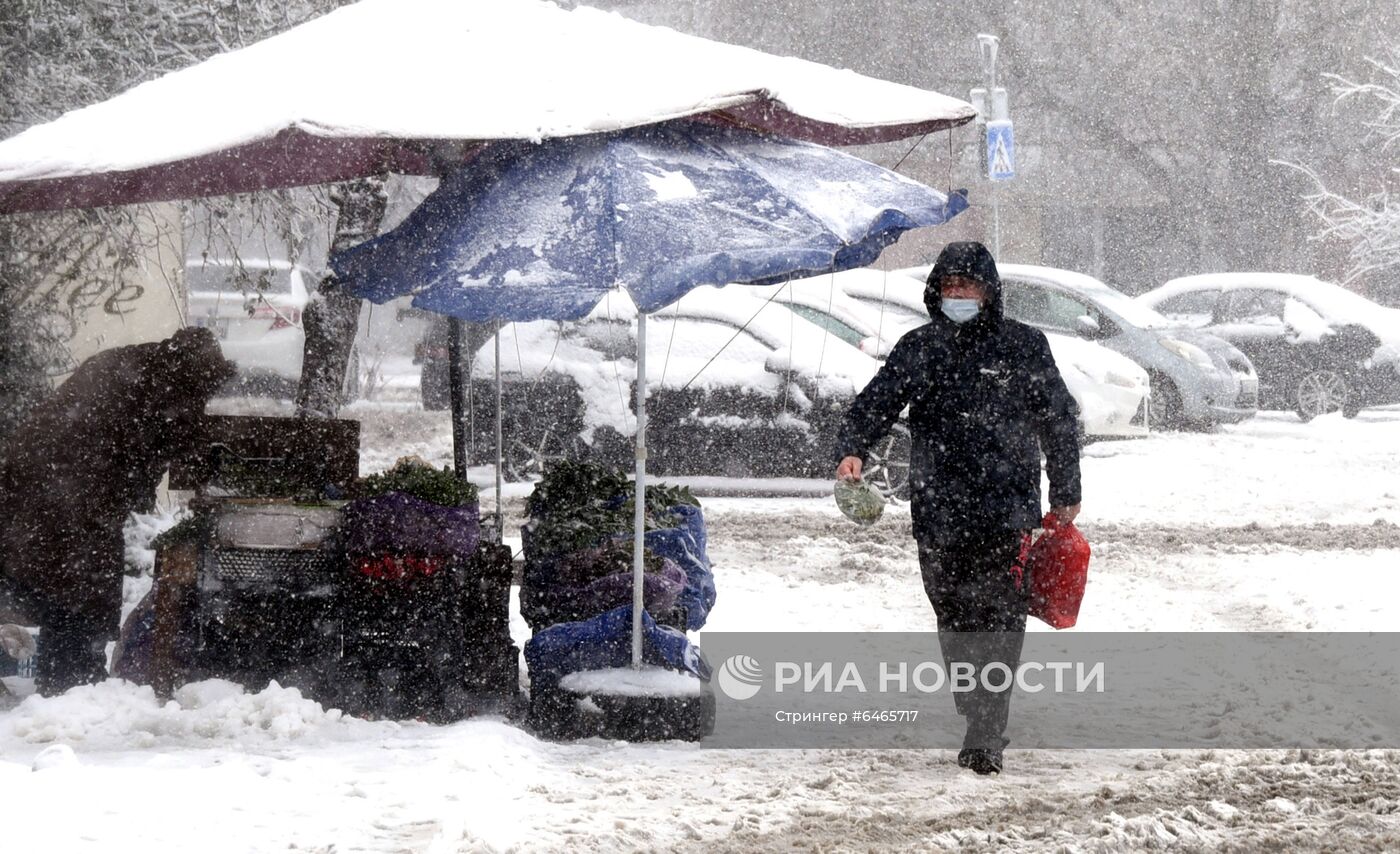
[
  {"xmin": 865, "ymin": 422, "xmax": 912, "ymax": 501},
  {"xmin": 1146, "ymin": 377, "xmax": 1183, "ymax": 431},
  {"xmin": 503, "ymin": 423, "xmax": 584, "ymax": 482},
  {"xmin": 1294, "ymin": 369, "xmax": 1349, "ymax": 422}
]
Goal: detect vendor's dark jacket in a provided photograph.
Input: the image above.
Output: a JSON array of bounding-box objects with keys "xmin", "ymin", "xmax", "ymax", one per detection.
[
  {"xmin": 834, "ymin": 253, "xmax": 1081, "ymax": 544},
  {"xmin": 0, "ymin": 328, "xmax": 234, "ymax": 634}
]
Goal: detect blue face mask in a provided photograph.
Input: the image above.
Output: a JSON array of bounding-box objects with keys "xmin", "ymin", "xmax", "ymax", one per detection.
[{"xmin": 941, "ymin": 297, "xmax": 982, "ymax": 324}]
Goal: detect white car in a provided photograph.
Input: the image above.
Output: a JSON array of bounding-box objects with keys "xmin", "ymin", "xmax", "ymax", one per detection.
[
  {"xmin": 777, "ymin": 268, "xmax": 1151, "ymax": 438},
  {"xmin": 186, "ymin": 259, "xmax": 313, "ymax": 391},
  {"xmin": 747, "ymin": 270, "xmax": 920, "ymax": 359},
  {"xmin": 464, "ymin": 287, "xmax": 898, "ymax": 484}
]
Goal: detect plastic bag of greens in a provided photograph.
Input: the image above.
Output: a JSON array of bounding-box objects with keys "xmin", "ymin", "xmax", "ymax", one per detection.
[{"xmin": 835, "ymin": 478, "xmax": 885, "ymax": 526}]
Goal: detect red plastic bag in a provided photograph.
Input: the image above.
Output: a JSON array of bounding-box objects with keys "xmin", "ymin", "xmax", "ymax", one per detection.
[{"xmin": 1025, "ymin": 512, "xmax": 1090, "ymax": 629}]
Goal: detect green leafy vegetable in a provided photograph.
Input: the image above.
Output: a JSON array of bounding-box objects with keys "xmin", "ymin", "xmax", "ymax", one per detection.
[
  {"xmin": 354, "ymin": 456, "xmax": 479, "ymax": 507},
  {"xmin": 526, "ymin": 460, "xmax": 700, "ymax": 557}
]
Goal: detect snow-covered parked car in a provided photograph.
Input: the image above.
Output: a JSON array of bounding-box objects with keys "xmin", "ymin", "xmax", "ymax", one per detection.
[
  {"xmin": 746, "ymin": 271, "xmax": 920, "ymax": 360},
  {"xmin": 1138, "ymin": 273, "xmax": 1400, "ymax": 420},
  {"xmin": 465, "ymin": 286, "xmax": 894, "ymax": 483},
  {"xmin": 814, "ymin": 268, "xmax": 1151, "ymax": 438},
  {"xmin": 975, "ymin": 264, "xmax": 1256, "ymax": 430},
  {"xmin": 186, "ymin": 259, "xmax": 313, "ymax": 394}
]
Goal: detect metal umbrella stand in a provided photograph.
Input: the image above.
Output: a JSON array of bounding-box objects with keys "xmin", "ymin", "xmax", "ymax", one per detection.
[{"xmin": 446, "ymin": 319, "xmax": 506, "ymax": 544}]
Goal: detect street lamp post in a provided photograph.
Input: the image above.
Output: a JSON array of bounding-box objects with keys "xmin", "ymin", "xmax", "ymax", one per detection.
[{"xmin": 970, "ymin": 33, "xmax": 1015, "ymax": 258}]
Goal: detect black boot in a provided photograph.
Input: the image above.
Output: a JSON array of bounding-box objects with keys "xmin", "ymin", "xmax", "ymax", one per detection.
[
  {"xmin": 957, "ymin": 747, "xmax": 1003, "ymax": 775},
  {"xmin": 957, "ymin": 735, "xmax": 1010, "ymax": 775}
]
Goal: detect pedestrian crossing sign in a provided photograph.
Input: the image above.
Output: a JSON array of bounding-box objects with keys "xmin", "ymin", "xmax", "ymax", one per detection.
[{"xmin": 987, "ymin": 120, "xmax": 1015, "ymax": 181}]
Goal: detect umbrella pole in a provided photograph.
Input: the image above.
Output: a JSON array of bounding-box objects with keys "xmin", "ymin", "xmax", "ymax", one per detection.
[
  {"xmin": 495, "ymin": 330, "xmax": 504, "ymax": 544},
  {"xmin": 448, "ymin": 317, "xmax": 468, "ymax": 481},
  {"xmin": 632, "ymin": 312, "xmax": 648, "ymax": 667}
]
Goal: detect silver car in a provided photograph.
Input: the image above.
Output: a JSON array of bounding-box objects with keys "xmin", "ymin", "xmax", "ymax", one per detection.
[{"xmin": 903, "ymin": 263, "xmax": 1259, "ymax": 429}]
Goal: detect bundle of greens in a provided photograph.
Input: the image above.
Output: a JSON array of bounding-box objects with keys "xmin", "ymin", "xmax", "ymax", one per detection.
[
  {"xmin": 150, "ymin": 512, "xmax": 213, "ymax": 552},
  {"xmin": 353, "ymin": 456, "xmax": 479, "ymax": 507},
  {"xmin": 525, "ymin": 460, "xmax": 699, "ymax": 558}
]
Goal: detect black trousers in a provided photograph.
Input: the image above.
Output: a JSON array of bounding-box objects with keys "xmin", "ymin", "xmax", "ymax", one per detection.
[
  {"xmin": 0, "ymin": 571, "xmax": 107, "ymax": 695},
  {"xmin": 917, "ymin": 529, "xmax": 1029, "ymax": 750}
]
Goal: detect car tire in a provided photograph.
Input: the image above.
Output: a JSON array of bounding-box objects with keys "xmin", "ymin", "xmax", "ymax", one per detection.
[
  {"xmin": 1294, "ymin": 368, "xmax": 1349, "ymax": 422},
  {"xmin": 1146, "ymin": 376, "xmax": 1183, "ymax": 431},
  {"xmin": 865, "ymin": 422, "xmax": 912, "ymax": 501},
  {"xmin": 503, "ymin": 425, "xmax": 586, "ymax": 482}
]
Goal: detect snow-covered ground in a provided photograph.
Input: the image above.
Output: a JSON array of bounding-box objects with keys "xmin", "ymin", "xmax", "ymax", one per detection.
[{"xmin": 4, "ymin": 406, "xmax": 1400, "ymax": 851}]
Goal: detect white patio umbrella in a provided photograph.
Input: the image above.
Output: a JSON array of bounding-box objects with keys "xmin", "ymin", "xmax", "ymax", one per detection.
[{"xmin": 0, "ymin": 0, "xmax": 973, "ymax": 214}]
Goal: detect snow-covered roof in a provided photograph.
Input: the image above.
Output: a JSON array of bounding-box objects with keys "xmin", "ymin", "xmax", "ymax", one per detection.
[{"xmin": 0, "ymin": 0, "xmax": 973, "ymax": 213}]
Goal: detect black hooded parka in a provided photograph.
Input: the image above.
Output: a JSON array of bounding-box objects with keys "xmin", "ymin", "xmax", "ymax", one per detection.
[{"xmin": 834, "ymin": 242, "xmax": 1082, "ymax": 545}]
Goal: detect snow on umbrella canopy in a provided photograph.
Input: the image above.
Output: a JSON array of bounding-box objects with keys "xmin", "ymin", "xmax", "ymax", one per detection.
[{"xmin": 330, "ymin": 120, "xmax": 967, "ymax": 321}]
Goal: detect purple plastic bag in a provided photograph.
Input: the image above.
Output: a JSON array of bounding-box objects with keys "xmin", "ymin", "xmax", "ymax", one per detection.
[
  {"xmin": 575, "ymin": 559, "xmax": 687, "ymax": 615},
  {"xmin": 525, "ymin": 558, "xmax": 686, "ymax": 628},
  {"xmin": 344, "ymin": 492, "xmax": 480, "ymax": 558}
]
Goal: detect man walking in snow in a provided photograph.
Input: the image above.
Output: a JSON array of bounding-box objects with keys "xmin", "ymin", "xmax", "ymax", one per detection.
[{"xmin": 834, "ymin": 241, "xmax": 1081, "ymax": 775}]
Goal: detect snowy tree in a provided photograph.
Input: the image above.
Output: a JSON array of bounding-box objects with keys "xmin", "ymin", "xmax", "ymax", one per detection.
[
  {"xmin": 600, "ymin": 0, "xmax": 1400, "ymax": 289},
  {"xmin": 0, "ymin": 0, "xmax": 362, "ymax": 425},
  {"xmin": 1285, "ymin": 50, "xmax": 1400, "ymax": 298}
]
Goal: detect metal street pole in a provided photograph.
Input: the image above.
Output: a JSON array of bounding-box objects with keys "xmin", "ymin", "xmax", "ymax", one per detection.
[{"xmin": 972, "ymin": 33, "xmax": 1014, "ymax": 259}]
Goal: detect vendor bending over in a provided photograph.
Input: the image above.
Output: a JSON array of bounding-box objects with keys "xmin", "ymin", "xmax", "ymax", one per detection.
[{"xmin": 0, "ymin": 327, "xmax": 235, "ymax": 695}]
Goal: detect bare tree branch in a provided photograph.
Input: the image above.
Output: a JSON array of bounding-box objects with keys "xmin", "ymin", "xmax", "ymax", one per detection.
[{"xmin": 1283, "ymin": 48, "xmax": 1400, "ymax": 289}]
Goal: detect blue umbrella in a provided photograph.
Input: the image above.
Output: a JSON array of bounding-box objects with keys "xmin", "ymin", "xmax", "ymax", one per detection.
[
  {"xmin": 332, "ymin": 119, "xmax": 966, "ymax": 664},
  {"xmin": 334, "ymin": 120, "xmax": 965, "ymax": 319}
]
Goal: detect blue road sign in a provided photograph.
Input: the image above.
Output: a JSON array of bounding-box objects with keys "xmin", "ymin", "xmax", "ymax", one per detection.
[{"xmin": 987, "ymin": 120, "xmax": 1015, "ymax": 181}]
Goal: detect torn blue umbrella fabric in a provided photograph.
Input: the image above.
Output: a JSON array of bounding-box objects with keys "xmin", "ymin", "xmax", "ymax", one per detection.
[{"xmin": 332, "ymin": 119, "xmax": 966, "ymax": 322}]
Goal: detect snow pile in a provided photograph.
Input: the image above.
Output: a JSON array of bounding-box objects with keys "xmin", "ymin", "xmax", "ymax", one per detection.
[
  {"xmin": 122, "ymin": 506, "xmax": 185, "ymax": 576},
  {"xmin": 30, "ymin": 743, "xmax": 78, "ymax": 771},
  {"xmin": 560, "ymin": 666, "xmax": 705, "ymax": 697},
  {"xmin": 1, "ymin": 679, "xmax": 396, "ymax": 750}
]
